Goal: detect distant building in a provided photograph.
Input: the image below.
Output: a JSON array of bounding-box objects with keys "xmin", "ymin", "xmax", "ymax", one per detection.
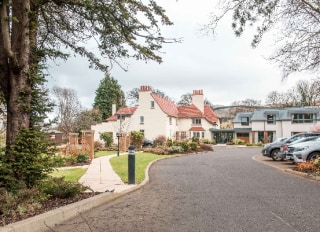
[{"xmin": 232, "ymin": 107, "xmax": 320, "ymax": 143}]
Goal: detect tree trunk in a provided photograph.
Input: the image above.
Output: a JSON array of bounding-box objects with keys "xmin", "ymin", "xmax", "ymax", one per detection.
[{"xmin": 0, "ymin": 0, "xmax": 32, "ymax": 150}]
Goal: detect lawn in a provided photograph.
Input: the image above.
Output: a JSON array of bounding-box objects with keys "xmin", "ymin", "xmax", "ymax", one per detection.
[
  {"xmin": 94, "ymin": 150, "xmax": 118, "ymax": 158},
  {"xmin": 50, "ymin": 168, "xmax": 87, "ymax": 182},
  {"xmin": 110, "ymin": 153, "xmax": 174, "ymax": 184}
]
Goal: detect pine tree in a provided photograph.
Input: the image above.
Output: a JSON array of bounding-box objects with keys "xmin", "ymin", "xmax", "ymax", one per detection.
[{"xmin": 93, "ymin": 74, "xmax": 126, "ymax": 120}]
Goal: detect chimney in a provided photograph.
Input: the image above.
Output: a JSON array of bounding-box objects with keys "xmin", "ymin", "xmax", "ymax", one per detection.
[
  {"xmin": 112, "ymin": 103, "xmax": 116, "ymax": 115},
  {"xmin": 192, "ymin": 90, "xmax": 204, "ymax": 113},
  {"xmin": 139, "ymin": 85, "xmax": 152, "ymax": 92}
]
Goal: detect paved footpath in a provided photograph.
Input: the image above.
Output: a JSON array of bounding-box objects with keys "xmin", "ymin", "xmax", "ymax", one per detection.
[{"xmin": 79, "ymin": 154, "xmax": 136, "ymax": 193}]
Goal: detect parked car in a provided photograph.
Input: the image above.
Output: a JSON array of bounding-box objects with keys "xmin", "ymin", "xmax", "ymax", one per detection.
[
  {"xmin": 142, "ymin": 138, "xmax": 153, "ymax": 147},
  {"xmin": 289, "ymin": 139, "xmax": 320, "ymax": 163},
  {"xmin": 279, "ymin": 136, "xmax": 320, "ymax": 160},
  {"xmin": 261, "ymin": 132, "xmax": 320, "ymax": 161}
]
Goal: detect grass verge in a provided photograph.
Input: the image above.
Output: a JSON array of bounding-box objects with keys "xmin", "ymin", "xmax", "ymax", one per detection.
[
  {"xmin": 110, "ymin": 152, "xmax": 174, "ymax": 184},
  {"xmin": 50, "ymin": 168, "xmax": 87, "ymax": 182},
  {"xmin": 95, "ymin": 150, "xmax": 118, "ymax": 158}
]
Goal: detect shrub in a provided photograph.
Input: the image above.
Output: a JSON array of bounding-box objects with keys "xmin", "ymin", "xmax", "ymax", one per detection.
[
  {"xmin": 191, "ymin": 136, "xmax": 199, "ymax": 143},
  {"xmin": 94, "ymin": 141, "xmax": 104, "ymax": 150},
  {"xmin": 0, "ymin": 127, "xmax": 56, "ymax": 190},
  {"xmin": 77, "ymin": 154, "xmax": 89, "ymax": 163},
  {"xmin": 131, "ymin": 131, "xmax": 144, "ymax": 149},
  {"xmin": 99, "ymin": 132, "xmax": 113, "ymax": 147},
  {"xmin": 296, "ymin": 162, "xmax": 317, "ymax": 174},
  {"xmin": 257, "ymin": 141, "xmax": 264, "ymax": 147},
  {"xmin": 202, "ymin": 139, "xmax": 210, "ymax": 144},
  {"xmin": 177, "ymin": 140, "xmax": 190, "ymax": 152},
  {"xmin": 166, "ymin": 146, "xmax": 184, "ymax": 154},
  {"xmin": 38, "ymin": 177, "xmax": 86, "ymax": 199},
  {"xmin": 199, "ymin": 144, "xmax": 214, "ymax": 151},
  {"xmin": 0, "ymin": 187, "xmax": 45, "ymax": 219},
  {"xmin": 154, "ymin": 135, "xmax": 166, "ymax": 147},
  {"xmin": 189, "ymin": 142, "xmax": 198, "ymax": 151},
  {"xmin": 166, "ymin": 138, "xmax": 174, "ymax": 147},
  {"xmin": 51, "ymin": 154, "xmax": 67, "ymax": 167},
  {"xmin": 143, "ymin": 147, "xmax": 169, "ymax": 155}
]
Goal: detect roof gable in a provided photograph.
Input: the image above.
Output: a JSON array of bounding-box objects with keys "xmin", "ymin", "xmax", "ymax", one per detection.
[
  {"xmin": 106, "ymin": 107, "xmax": 137, "ymax": 121},
  {"xmin": 178, "ymin": 104, "xmax": 203, "ymax": 118},
  {"xmin": 151, "ymin": 93, "xmax": 179, "ymax": 117}
]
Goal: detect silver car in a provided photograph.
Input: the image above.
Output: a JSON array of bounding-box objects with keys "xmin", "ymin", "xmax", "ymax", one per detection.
[{"xmin": 289, "ymin": 139, "xmax": 320, "ymax": 163}]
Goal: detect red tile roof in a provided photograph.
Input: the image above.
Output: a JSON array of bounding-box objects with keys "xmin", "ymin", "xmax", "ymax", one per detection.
[
  {"xmin": 108, "ymin": 94, "xmax": 219, "ymax": 125},
  {"xmin": 106, "ymin": 107, "xmax": 137, "ymax": 122},
  {"xmin": 177, "ymin": 104, "xmax": 203, "ymax": 118},
  {"xmin": 204, "ymin": 105, "xmax": 219, "ymax": 124},
  {"xmin": 189, "ymin": 126, "xmax": 205, "ymax": 131},
  {"xmin": 151, "ymin": 93, "xmax": 179, "ymax": 117}
]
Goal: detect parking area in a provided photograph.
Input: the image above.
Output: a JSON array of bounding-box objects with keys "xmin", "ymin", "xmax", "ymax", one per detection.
[{"xmin": 253, "ymin": 154, "xmax": 296, "ymax": 171}]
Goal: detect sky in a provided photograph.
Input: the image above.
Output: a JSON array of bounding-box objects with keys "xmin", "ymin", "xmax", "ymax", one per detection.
[{"xmin": 47, "ymin": 0, "xmax": 313, "ymax": 109}]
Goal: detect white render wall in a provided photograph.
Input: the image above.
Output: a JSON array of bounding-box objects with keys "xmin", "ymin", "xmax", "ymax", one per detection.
[{"xmin": 131, "ymin": 90, "xmax": 169, "ymax": 140}]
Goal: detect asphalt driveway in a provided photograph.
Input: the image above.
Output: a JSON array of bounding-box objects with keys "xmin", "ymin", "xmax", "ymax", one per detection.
[{"xmin": 52, "ymin": 147, "xmax": 320, "ymax": 232}]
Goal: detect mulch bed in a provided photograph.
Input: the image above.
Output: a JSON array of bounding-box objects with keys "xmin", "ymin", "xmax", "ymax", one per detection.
[{"xmin": 0, "ymin": 192, "xmax": 101, "ymax": 227}]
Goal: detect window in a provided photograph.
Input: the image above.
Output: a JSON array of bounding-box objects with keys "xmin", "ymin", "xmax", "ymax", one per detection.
[
  {"xmin": 169, "ymin": 117, "xmax": 172, "ymax": 125},
  {"xmin": 292, "ymin": 113, "xmax": 316, "ymax": 123},
  {"xmin": 193, "ymin": 132, "xmax": 200, "ymax": 138},
  {"xmin": 201, "ymin": 132, "xmax": 205, "ymax": 138},
  {"xmin": 267, "ymin": 114, "xmax": 276, "ymax": 124},
  {"xmin": 192, "ymin": 118, "xmax": 201, "ymax": 125},
  {"xmin": 241, "ymin": 117, "xmax": 249, "ymax": 125},
  {"xmin": 140, "ymin": 116, "xmax": 144, "ymax": 124},
  {"xmin": 150, "ymin": 101, "xmax": 155, "ymax": 108}
]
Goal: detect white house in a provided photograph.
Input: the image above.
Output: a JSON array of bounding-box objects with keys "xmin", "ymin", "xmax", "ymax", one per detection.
[
  {"xmin": 232, "ymin": 107, "xmax": 320, "ymax": 143},
  {"xmin": 91, "ymin": 86, "xmax": 220, "ymax": 144}
]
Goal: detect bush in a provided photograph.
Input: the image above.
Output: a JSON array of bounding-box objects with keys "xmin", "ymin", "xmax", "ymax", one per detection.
[
  {"xmin": 38, "ymin": 177, "xmax": 86, "ymax": 199},
  {"xmin": 94, "ymin": 141, "xmax": 104, "ymax": 150},
  {"xmin": 99, "ymin": 132, "xmax": 113, "ymax": 147},
  {"xmin": 166, "ymin": 138, "xmax": 174, "ymax": 147},
  {"xmin": 191, "ymin": 137, "xmax": 199, "ymax": 144},
  {"xmin": 77, "ymin": 154, "xmax": 89, "ymax": 163},
  {"xmin": 142, "ymin": 147, "xmax": 169, "ymax": 155},
  {"xmin": 177, "ymin": 140, "xmax": 190, "ymax": 152},
  {"xmin": 0, "ymin": 127, "xmax": 56, "ymax": 190},
  {"xmin": 189, "ymin": 142, "xmax": 198, "ymax": 151},
  {"xmin": 153, "ymin": 135, "xmax": 166, "ymax": 147},
  {"xmin": 296, "ymin": 162, "xmax": 317, "ymax": 174},
  {"xmin": 166, "ymin": 146, "xmax": 184, "ymax": 154},
  {"xmin": 199, "ymin": 144, "xmax": 214, "ymax": 151},
  {"xmin": 0, "ymin": 187, "xmax": 45, "ymax": 218},
  {"xmin": 51, "ymin": 154, "xmax": 67, "ymax": 167},
  {"xmin": 131, "ymin": 131, "xmax": 144, "ymax": 149},
  {"xmin": 202, "ymin": 139, "xmax": 210, "ymax": 144}
]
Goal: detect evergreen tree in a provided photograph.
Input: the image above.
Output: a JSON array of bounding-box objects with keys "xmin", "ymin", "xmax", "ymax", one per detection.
[{"xmin": 93, "ymin": 74, "xmax": 126, "ymax": 120}]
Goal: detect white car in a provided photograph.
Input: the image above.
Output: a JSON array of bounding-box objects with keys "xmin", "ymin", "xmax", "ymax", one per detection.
[{"xmin": 289, "ymin": 140, "xmax": 320, "ymax": 163}]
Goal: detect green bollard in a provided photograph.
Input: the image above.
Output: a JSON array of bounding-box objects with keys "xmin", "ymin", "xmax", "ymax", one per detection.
[{"xmin": 128, "ymin": 145, "xmax": 135, "ymax": 184}]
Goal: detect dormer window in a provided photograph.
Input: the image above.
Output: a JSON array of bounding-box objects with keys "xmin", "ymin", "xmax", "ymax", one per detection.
[
  {"xmin": 192, "ymin": 118, "xmax": 201, "ymax": 125},
  {"xmin": 151, "ymin": 101, "xmax": 155, "ymax": 108},
  {"xmin": 241, "ymin": 117, "xmax": 249, "ymax": 125},
  {"xmin": 267, "ymin": 114, "xmax": 276, "ymax": 124}
]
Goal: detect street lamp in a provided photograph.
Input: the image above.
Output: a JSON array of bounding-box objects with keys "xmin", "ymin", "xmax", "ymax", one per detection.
[
  {"xmin": 116, "ymin": 114, "xmax": 123, "ymax": 156},
  {"xmin": 116, "ymin": 132, "xmax": 121, "ymax": 156}
]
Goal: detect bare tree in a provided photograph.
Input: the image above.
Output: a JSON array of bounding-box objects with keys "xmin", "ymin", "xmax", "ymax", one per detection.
[
  {"xmin": 126, "ymin": 87, "xmax": 172, "ymax": 106},
  {"xmin": 205, "ymin": 1, "xmax": 320, "ymax": 78},
  {"xmin": 266, "ymin": 79, "xmax": 320, "ymax": 107},
  {"xmin": 52, "ymin": 86, "xmax": 82, "ymax": 137}
]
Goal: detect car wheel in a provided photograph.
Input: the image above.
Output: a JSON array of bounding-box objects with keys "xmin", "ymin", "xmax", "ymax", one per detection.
[
  {"xmin": 307, "ymin": 152, "xmax": 320, "ymax": 162},
  {"xmin": 271, "ymin": 149, "xmax": 282, "ymax": 161}
]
